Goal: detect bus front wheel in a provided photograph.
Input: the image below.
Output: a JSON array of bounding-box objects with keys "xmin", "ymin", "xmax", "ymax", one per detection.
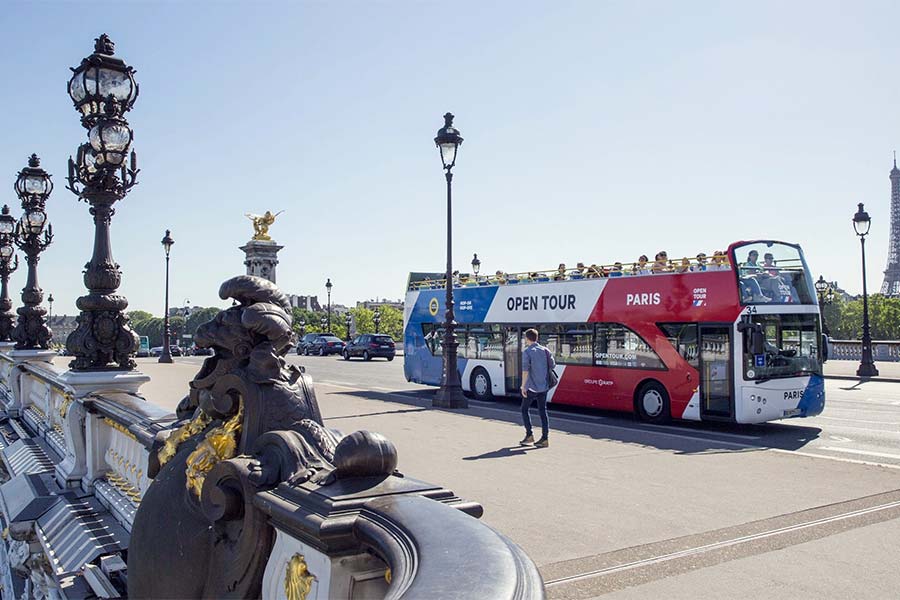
[
  {"xmin": 470, "ymin": 368, "xmax": 493, "ymax": 401},
  {"xmin": 636, "ymin": 381, "xmax": 670, "ymax": 424}
]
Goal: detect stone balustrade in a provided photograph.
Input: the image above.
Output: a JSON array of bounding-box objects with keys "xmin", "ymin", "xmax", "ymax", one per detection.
[{"xmin": 828, "ymin": 339, "xmax": 900, "ymax": 362}]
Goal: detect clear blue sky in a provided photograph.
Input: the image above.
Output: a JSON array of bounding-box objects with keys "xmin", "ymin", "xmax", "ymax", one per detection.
[{"xmin": 1, "ymin": 1, "xmax": 898, "ymax": 316}]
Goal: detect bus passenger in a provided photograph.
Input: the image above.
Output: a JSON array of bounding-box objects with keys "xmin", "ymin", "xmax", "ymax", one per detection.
[
  {"xmin": 651, "ymin": 251, "xmax": 670, "ymax": 273},
  {"xmin": 571, "ymin": 262, "xmax": 586, "ymax": 279},
  {"xmin": 709, "ymin": 251, "xmax": 728, "ymax": 270},
  {"xmin": 633, "ymin": 255, "xmax": 650, "ymax": 275},
  {"xmin": 553, "ymin": 263, "xmax": 567, "ymax": 281},
  {"xmin": 693, "ymin": 253, "xmax": 708, "ymax": 271},
  {"xmin": 609, "ymin": 262, "xmax": 624, "ymax": 277},
  {"xmin": 677, "ymin": 257, "xmax": 691, "ymax": 273},
  {"xmin": 762, "ymin": 253, "xmax": 779, "ymax": 276},
  {"xmin": 495, "ymin": 270, "xmax": 507, "ymax": 284}
]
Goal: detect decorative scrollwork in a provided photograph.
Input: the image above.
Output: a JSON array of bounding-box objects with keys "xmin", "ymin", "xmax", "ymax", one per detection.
[{"xmin": 285, "ymin": 554, "xmax": 316, "ymax": 600}]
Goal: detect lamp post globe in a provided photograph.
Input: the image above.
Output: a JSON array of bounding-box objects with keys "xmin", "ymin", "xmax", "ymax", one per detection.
[
  {"xmin": 471, "ymin": 253, "xmax": 481, "ymax": 276},
  {"xmin": 853, "ymin": 203, "xmax": 878, "ymax": 377},
  {"xmin": 325, "ymin": 278, "xmax": 333, "ymax": 330},
  {"xmin": 814, "ymin": 275, "xmax": 831, "ymax": 336},
  {"xmin": 433, "ymin": 113, "xmax": 467, "ymax": 409},
  {"xmin": 320, "ymin": 315, "xmax": 327, "ymax": 331},
  {"xmin": 159, "ymin": 229, "xmax": 175, "ymax": 364},
  {"xmin": 65, "ymin": 35, "xmax": 141, "ymax": 370},
  {"xmin": 298, "ymin": 318, "xmax": 306, "ymax": 336},
  {"xmin": 12, "ymin": 155, "xmax": 54, "ymax": 350}
]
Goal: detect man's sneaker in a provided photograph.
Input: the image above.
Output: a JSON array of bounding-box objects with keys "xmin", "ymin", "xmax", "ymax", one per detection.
[
  {"xmin": 519, "ymin": 434, "xmax": 534, "ymax": 446},
  {"xmin": 534, "ymin": 437, "xmax": 549, "ymax": 448}
]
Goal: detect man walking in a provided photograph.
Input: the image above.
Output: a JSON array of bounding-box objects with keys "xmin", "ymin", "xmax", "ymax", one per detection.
[{"xmin": 520, "ymin": 328, "xmax": 555, "ymax": 448}]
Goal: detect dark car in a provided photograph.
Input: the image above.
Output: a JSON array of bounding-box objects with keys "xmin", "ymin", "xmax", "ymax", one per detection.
[
  {"xmin": 343, "ymin": 334, "xmax": 395, "ymax": 361},
  {"xmin": 297, "ymin": 332, "xmax": 335, "ymax": 355},
  {"xmin": 307, "ymin": 335, "xmax": 345, "ymax": 356},
  {"xmin": 192, "ymin": 345, "xmax": 214, "ymax": 356}
]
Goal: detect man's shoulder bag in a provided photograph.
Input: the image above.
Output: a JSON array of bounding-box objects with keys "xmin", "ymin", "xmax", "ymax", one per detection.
[{"xmin": 545, "ymin": 347, "xmax": 559, "ymax": 388}]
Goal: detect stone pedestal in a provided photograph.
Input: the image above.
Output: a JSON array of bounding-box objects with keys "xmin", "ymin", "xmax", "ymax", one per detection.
[
  {"xmin": 59, "ymin": 369, "xmax": 150, "ymax": 399},
  {"xmin": 4, "ymin": 349, "xmax": 57, "ymax": 417},
  {"xmin": 240, "ymin": 239, "xmax": 283, "ymax": 284}
]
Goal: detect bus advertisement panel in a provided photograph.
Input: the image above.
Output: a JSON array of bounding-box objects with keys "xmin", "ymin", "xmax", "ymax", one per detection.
[{"xmin": 403, "ymin": 241, "xmax": 825, "ymax": 425}]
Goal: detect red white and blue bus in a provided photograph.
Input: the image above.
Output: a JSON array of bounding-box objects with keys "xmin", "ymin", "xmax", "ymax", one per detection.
[{"xmin": 403, "ymin": 241, "xmax": 825, "ymax": 424}]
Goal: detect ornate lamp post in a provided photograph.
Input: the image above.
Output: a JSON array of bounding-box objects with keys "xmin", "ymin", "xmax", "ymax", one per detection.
[
  {"xmin": 325, "ymin": 278, "xmax": 333, "ymax": 330},
  {"xmin": 853, "ymin": 203, "xmax": 879, "ymax": 377},
  {"xmin": 0, "ymin": 206, "xmax": 19, "ymax": 343},
  {"xmin": 433, "ymin": 113, "xmax": 467, "ymax": 408},
  {"xmin": 472, "ymin": 253, "xmax": 481, "ymax": 278},
  {"xmin": 345, "ymin": 312, "xmax": 352, "ymax": 341},
  {"xmin": 159, "ymin": 230, "xmax": 175, "ymax": 364},
  {"xmin": 12, "ymin": 155, "xmax": 54, "ymax": 350},
  {"xmin": 65, "ymin": 34, "xmax": 141, "ymax": 370},
  {"xmin": 814, "ymin": 275, "xmax": 831, "ymax": 336},
  {"xmin": 48, "ymin": 294, "xmax": 54, "ymax": 323},
  {"xmin": 373, "ymin": 307, "xmax": 381, "ymax": 334}
]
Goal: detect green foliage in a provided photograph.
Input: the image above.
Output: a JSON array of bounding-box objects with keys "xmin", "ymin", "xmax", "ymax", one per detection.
[
  {"xmin": 827, "ymin": 294, "xmax": 900, "ymax": 340},
  {"xmin": 127, "ymin": 307, "xmax": 220, "ymax": 347},
  {"xmin": 288, "ymin": 305, "xmax": 404, "ymax": 342}
]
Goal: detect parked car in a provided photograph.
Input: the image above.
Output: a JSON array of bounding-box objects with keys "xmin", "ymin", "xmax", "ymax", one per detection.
[
  {"xmin": 343, "ymin": 334, "xmax": 396, "ymax": 361},
  {"xmin": 149, "ymin": 345, "xmax": 183, "ymax": 357},
  {"xmin": 297, "ymin": 332, "xmax": 334, "ymax": 355},
  {"xmin": 307, "ymin": 335, "xmax": 346, "ymax": 356},
  {"xmin": 192, "ymin": 345, "xmax": 214, "ymax": 356}
]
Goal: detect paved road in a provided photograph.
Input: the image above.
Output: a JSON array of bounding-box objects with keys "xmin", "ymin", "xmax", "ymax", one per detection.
[{"xmin": 262, "ymin": 354, "xmax": 900, "ymax": 470}]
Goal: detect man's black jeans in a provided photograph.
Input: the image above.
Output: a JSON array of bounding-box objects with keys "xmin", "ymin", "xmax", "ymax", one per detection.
[{"xmin": 521, "ymin": 390, "xmax": 549, "ymax": 439}]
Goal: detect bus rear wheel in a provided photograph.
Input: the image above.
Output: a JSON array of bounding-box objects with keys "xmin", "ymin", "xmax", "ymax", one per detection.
[
  {"xmin": 470, "ymin": 368, "xmax": 493, "ymax": 401},
  {"xmin": 636, "ymin": 381, "xmax": 670, "ymax": 424}
]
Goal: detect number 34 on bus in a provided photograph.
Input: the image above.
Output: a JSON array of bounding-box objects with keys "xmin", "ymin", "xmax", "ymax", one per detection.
[{"xmin": 403, "ymin": 240, "xmax": 825, "ymax": 425}]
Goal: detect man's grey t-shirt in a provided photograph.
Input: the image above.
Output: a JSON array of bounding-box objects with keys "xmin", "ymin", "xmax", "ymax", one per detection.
[{"xmin": 522, "ymin": 343, "xmax": 555, "ymax": 393}]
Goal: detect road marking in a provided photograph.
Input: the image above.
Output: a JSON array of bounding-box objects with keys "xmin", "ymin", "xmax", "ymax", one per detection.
[
  {"xmin": 820, "ymin": 446, "xmax": 900, "ymax": 461},
  {"xmin": 771, "ymin": 449, "xmax": 900, "ymax": 470},
  {"xmin": 820, "ymin": 416, "xmax": 900, "ymax": 426},
  {"xmin": 544, "ymin": 499, "xmax": 900, "ymax": 587},
  {"xmin": 828, "ymin": 435, "xmax": 853, "ymax": 443}
]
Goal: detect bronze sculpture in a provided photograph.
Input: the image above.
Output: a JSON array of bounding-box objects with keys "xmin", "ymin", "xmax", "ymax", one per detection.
[{"xmin": 245, "ymin": 210, "xmax": 284, "ymax": 241}]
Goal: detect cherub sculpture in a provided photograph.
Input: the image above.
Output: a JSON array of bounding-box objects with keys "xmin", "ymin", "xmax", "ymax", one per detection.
[{"xmin": 245, "ymin": 210, "xmax": 284, "ymax": 241}]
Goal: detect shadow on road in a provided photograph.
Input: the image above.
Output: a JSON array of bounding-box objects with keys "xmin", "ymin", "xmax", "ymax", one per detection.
[{"xmin": 462, "ymin": 445, "xmax": 542, "ymax": 461}]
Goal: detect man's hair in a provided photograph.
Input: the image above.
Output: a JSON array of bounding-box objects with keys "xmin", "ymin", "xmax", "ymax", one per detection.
[{"xmin": 524, "ymin": 328, "xmax": 538, "ymax": 342}]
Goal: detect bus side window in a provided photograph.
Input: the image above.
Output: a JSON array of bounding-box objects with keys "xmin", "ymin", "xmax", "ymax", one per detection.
[{"xmin": 658, "ymin": 323, "xmax": 699, "ymax": 369}]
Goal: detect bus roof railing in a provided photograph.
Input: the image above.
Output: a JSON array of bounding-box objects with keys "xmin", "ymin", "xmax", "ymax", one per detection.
[{"xmin": 407, "ymin": 255, "xmax": 807, "ymax": 291}]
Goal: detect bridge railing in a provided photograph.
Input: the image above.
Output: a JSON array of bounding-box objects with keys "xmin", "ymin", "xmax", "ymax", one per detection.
[{"xmin": 828, "ymin": 339, "xmax": 900, "ymax": 362}]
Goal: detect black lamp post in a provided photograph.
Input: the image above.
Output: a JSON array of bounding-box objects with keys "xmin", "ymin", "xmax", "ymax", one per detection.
[
  {"xmin": 373, "ymin": 307, "xmax": 381, "ymax": 334},
  {"xmin": 325, "ymin": 278, "xmax": 333, "ymax": 330},
  {"xmin": 345, "ymin": 312, "xmax": 352, "ymax": 342},
  {"xmin": 433, "ymin": 113, "xmax": 467, "ymax": 408},
  {"xmin": 320, "ymin": 315, "xmax": 327, "ymax": 331},
  {"xmin": 298, "ymin": 318, "xmax": 306, "ymax": 336},
  {"xmin": 814, "ymin": 275, "xmax": 831, "ymax": 336},
  {"xmin": 159, "ymin": 230, "xmax": 174, "ymax": 364},
  {"xmin": 12, "ymin": 155, "xmax": 54, "ymax": 350},
  {"xmin": 0, "ymin": 206, "xmax": 19, "ymax": 343},
  {"xmin": 853, "ymin": 203, "xmax": 879, "ymax": 377},
  {"xmin": 65, "ymin": 34, "xmax": 141, "ymax": 370}
]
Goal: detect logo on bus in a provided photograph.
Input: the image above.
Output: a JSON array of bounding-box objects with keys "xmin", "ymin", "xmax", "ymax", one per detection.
[
  {"xmin": 626, "ymin": 293, "xmax": 660, "ymax": 306},
  {"xmin": 429, "ymin": 297, "xmax": 439, "ymax": 316}
]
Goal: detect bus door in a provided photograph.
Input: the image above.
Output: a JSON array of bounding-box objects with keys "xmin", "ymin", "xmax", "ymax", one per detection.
[
  {"xmin": 698, "ymin": 325, "xmax": 733, "ymax": 419},
  {"xmin": 503, "ymin": 327, "xmax": 521, "ymax": 394}
]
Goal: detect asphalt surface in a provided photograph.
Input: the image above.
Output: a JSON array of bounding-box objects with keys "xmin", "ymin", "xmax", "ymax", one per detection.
[
  {"xmin": 270, "ymin": 353, "xmax": 900, "ymax": 470},
  {"xmin": 147, "ymin": 355, "xmax": 900, "ymax": 598}
]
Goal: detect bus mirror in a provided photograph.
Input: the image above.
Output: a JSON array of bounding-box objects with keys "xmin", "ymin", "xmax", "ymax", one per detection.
[
  {"xmin": 751, "ymin": 327, "xmax": 765, "ymax": 355},
  {"xmin": 821, "ymin": 334, "xmax": 829, "ymax": 363}
]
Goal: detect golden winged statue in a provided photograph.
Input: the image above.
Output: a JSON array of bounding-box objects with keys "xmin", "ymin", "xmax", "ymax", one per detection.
[{"xmin": 245, "ymin": 210, "xmax": 284, "ymax": 241}]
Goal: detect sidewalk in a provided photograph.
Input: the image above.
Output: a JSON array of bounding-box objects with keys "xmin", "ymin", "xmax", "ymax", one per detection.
[{"xmin": 824, "ymin": 360, "xmax": 900, "ymax": 382}]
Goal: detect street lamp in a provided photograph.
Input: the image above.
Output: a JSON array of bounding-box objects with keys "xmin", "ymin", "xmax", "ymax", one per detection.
[
  {"xmin": 345, "ymin": 312, "xmax": 353, "ymax": 342},
  {"xmin": 471, "ymin": 253, "xmax": 481, "ymax": 277},
  {"xmin": 325, "ymin": 278, "xmax": 333, "ymax": 330},
  {"xmin": 373, "ymin": 307, "xmax": 381, "ymax": 334},
  {"xmin": 159, "ymin": 230, "xmax": 174, "ymax": 364},
  {"xmin": 853, "ymin": 203, "xmax": 879, "ymax": 377},
  {"xmin": 0, "ymin": 206, "xmax": 19, "ymax": 343},
  {"xmin": 65, "ymin": 34, "xmax": 141, "ymax": 370},
  {"xmin": 433, "ymin": 112, "xmax": 467, "ymax": 408},
  {"xmin": 814, "ymin": 276, "xmax": 831, "ymax": 336},
  {"xmin": 298, "ymin": 318, "xmax": 306, "ymax": 336},
  {"xmin": 12, "ymin": 155, "xmax": 54, "ymax": 350},
  {"xmin": 320, "ymin": 315, "xmax": 327, "ymax": 331}
]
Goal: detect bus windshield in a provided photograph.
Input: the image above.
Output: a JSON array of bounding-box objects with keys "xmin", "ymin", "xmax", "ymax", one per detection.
[
  {"xmin": 732, "ymin": 242, "xmax": 815, "ymax": 305},
  {"xmin": 743, "ymin": 313, "xmax": 821, "ymax": 381}
]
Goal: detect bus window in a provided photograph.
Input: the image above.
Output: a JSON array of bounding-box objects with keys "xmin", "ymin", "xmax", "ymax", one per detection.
[
  {"xmin": 594, "ymin": 324, "xmax": 665, "ymax": 370},
  {"xmin": 732, "ymin": 242, "xmax": 815, "ymax": 305},
  {"xmin": 658, "ymin": 323, "xmax": 699, "ymax": 369},
  {"xmin": 559, "ymin": 325, "xmax": 593, "ymax": 365},
  {"xmin": 464, "ymin": 324, "xmax": 503, "ymax": 360},
  {"xmin": 742, "ymin": 314, "xmax": 821, "ymax": 381}
]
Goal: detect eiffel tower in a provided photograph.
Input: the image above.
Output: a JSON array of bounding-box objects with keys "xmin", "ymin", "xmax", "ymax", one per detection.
[{"xmin": 881, "ymin": 154, "xmax": 900, "ymax": 297}]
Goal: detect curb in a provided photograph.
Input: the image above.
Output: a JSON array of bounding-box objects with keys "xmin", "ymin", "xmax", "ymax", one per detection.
[{"xmin": 824, "ymin": 374, "xmax": 900, "ymax": 384}]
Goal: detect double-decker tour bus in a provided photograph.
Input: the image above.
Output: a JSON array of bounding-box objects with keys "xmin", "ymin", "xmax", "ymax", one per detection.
[{"xmin": 403, "ymin": 240, "xmax": 825, "ymax": 424}]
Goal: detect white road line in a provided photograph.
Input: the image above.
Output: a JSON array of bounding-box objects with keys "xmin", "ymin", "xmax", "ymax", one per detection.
[
  {"xmin": 820, "ymin": 446, "xmax": 900, "ymax": 461},
  {"xmin": 819, "ymin": 416, "xmax": 900, "ymax": 426},
  {"xmin": 771, "ymin": 449, "xmax": 900, "ymax": 470},
  {"xmin": 545, "ymin": 499, "xmax": 900, "ymax": 587}
]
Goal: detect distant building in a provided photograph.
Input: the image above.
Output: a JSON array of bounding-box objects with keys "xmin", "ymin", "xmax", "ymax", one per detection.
[
  {"xmin": 881, "ymin": 157, "xmax": 900, "ymax": 297},
  {"xmin": 48, "ymin": 315, "xmax": 78, "ymax": 347},
  {"xmin": 356, "ymin": 298, "xmax": 403, "ymax": 311},
  {"xmin": 286, "ymin": 294, "xmax": 322, "ymax": 311}
]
